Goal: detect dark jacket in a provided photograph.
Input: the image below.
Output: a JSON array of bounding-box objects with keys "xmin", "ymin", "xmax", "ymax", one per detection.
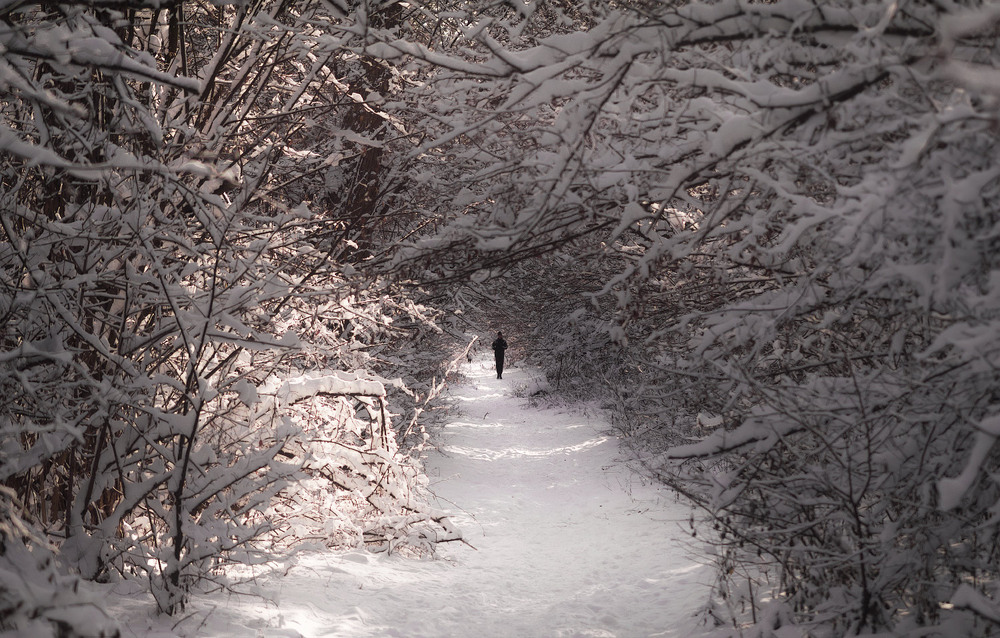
[{"xmin": 492, "ymin": 336, "xmax": 507, "ymax": 355}]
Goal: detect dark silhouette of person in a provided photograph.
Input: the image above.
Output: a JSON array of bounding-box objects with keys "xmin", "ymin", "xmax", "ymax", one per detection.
[{"xmin": 492, "ymin": 331, "xmax": 508, "ymax": 379}]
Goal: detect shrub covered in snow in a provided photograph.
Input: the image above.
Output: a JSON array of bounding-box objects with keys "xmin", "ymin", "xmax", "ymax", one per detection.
[
  {"xmin": 1, "ymin": 488, "xmax": 119, "ymax": 637},
  {"xmin": 0, "ymin": 0, "xmax": 458, "ymax": 624},
  {"xmin": 380, "ymin": 0, "xmax": 1000, "ymax": 634}
]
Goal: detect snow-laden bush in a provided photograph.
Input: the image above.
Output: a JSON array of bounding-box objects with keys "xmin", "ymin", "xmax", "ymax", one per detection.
[
  {"xmin": 1, "ymin": 488, "xmax": 119, "ymax": 638},
  {"xmin": 379, "ymin": 0, "xmax": 1000, "ymax": 634},
  {"xmin": 260, "ymin": 370, "xmax": 460, "ymax": 555},
  {"xmin": 0, "ymin": 0, "xmax": 456, "ymax": 620}
]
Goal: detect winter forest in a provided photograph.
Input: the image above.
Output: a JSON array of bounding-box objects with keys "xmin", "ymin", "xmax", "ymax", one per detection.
[{"xmin": 3, "ymin": 0, "xmax": 1000, "ymax": 635}]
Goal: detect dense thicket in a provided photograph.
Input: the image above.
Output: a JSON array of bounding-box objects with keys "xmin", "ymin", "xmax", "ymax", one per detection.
[
  {"xmin": 6, "ymin": 0, "xmax": 1000, "ymax": 636},
  {"xmin": 0, "ymin": 1, "xmax": 458, "ymax": 630},
  {"xmin": 381, "ymin": 1, "xmax": 1000, "ymax": 635}
]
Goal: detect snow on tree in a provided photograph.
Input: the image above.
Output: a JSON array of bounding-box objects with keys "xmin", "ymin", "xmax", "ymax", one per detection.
[
  {"xmin": 6, "ymin": 0, "xmax": 1000, "ymax": 632},
  {"xmin": 1, "ymin": 0, "xmax": 458, "ymax": 626},
  {"xmin": 382, "ymin": 0, "xmax": 1000, "ymax": 634}
]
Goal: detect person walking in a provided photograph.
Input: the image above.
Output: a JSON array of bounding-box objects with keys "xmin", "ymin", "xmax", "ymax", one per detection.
[{"xmin": 492, "ymin": 331, "xmax": 508, "ymax": 379}]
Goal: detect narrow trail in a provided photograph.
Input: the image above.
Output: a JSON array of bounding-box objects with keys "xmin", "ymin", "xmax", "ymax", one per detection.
[
  {"xmin": 117, "ymin": 358, "xmax": 712, "ymax": 637},
  {"xmin": 419, "ymin": 358, "xmax": 711, "ymax": 637}
]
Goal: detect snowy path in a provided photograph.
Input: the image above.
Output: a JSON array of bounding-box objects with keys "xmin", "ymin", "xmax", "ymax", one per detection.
[{"xmin": 114, "ymin": 359, "xmax": 711, "ymax": 637}]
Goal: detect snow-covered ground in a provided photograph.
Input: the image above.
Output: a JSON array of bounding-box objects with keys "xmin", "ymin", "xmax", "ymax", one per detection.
[{"xmin": 108, "ymin": 358, "xmax": 712, "ymax": 637}]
